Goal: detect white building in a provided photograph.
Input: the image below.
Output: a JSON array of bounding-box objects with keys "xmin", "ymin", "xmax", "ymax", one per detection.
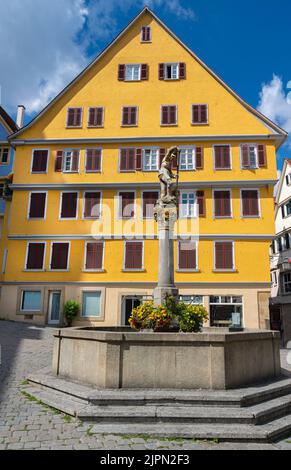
[{"xmin": 270, "ymin": 159, "xmax": 291, "ymax": 346}]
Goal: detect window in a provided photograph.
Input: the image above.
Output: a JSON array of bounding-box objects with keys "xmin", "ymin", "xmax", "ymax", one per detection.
[
  {"xmin": 88, "ymin": 107, "xmax": 104, "ymax": 127},
  {"xmin": 284, "ymin": 273, "xmax": 291, "ymax": 293},
  {"xmin": 179, "ymin": 147, "xmax": 195, "ymax": 170},
  {"xmin": 214, "ymin": 190, "xmax": 232, "ymax": 218},
  {"xmin": 122, "ymin": 107, "xmax": 138, "ymax": 126},
  {"xmin": 159, "ymin": 63, "xmax": 186, "ymax": 80},
  {"xmin": 241, "ymin": 190, "xmax": 260, "ymax": 217},
  {"xmin": 50, "ymin": 243, "xmax": 70, "ymax": 270},
  {"xmin": 21, "ymin": 291, "xmax": 42, "ymax": 311},
  {"xmin": 63, "ymin": 150, "xmax": 79, "ymax": 172},
  {"xmin": 285, "ymin": 233, "xmax": 291, "ymax": 250},
  {"xmin": 209, "ymin": 295, "xmax": 243, "ymax": 327},
  {"xmin": 179, "ymin": 295, "xmax": 203, "ymax": 305},
  {"xmin": 85, "ymin": 149, "xmax": 101, "ymax": 172},
  {"xmin": 142, "ymin": 191, "xmax": 159, "ymax": 218},
  {"xmin": 119, "ymin": 192, "xmax": 135, "ymax": 218},
  {"xmin": 192, "ymin": 105, "xmax": 208, "ymax": 124},
  {"xmin": 31, "ymin": 150, "xmax": 48, "ymax": 173},
  {"xmin": 84, "ymin": 242, "xmax": 104, "ymax": 270},
  {"xmin": 124, "ymin": 241, "xmax": 143, "ymax": 270},
  {"xmin": 272, "ymin": 271, "xmax": 278, "ymax": 285},
  {"xmin": 278, "ymin": 237, "xmax": 283, "ymax": 252},
  {"xmin": 161, "ymin": 105, "xmax": 177, "ymax": 125},
  {"xmin": 66, "ymin": 107, "xmax": 82, "ymax": 127},
  {"xmin": 143, "ymin": 148, "xmax": 159, "ymax": 171},
  {"xmin": 241, "ymin": 144, "xmax": 267, "ymax": 168},
  {"xmin": 0, "ymin": 147, "xmax": 10, "ymax": 164},
  {"xmin": 141, "ymin": 26, "xmax": 151, "ymax": 42},
  {"xmin": 178, "ymin": 241, "xmax": 197, "ymax": 270},
  {"xmin": 60, "ymin": 192, "xmax": 78, "ymax": 219},
  {"xmin": 286, "ymin": 174, "xmax": 291, "ymax": 186},
  {"xmin": 83, "ymin": 192, "xmax": 101, "ymax": 219},
  {"xmin": 120, "ymin": 148, "xmax": 138, "ymax": 172},
  {"xmin": 26, "ymin": 243, "xmax": 45, "ymax": 270},
  {"xmin": 282, "ymin": 200, "xmax": 291, "ymax": 219},
  {"xmin": 214, "ymin": 145, "xmax": 231, "ymax": 170},
  {"xmin": 82, "ymin": 291, "xmax": 101, "ymax": 317},
  {"xmin": 28, "ymin": 193, "xmax": 46, "ymax": 219},
  {"xmin": 214, "ymin": 242, "xmax": 234, "ymax": 270},
  {"xmin": 125, "ymin": 64, "xmax": 141, "ymax": 81},
  {"xmin": 180, "ymin": 192, "xmax": 196, "ymax": 218}
]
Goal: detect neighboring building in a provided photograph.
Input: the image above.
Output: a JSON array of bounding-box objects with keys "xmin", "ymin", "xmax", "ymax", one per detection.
[
  {"xmin": 270, "ymin": 159, "xmax": 291, "ymax": 346},
  {"xmin": 0, "ymin": 7, "xmax": 287, "ymax": 327}
]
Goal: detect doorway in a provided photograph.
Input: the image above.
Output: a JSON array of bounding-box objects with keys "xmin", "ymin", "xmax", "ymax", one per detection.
[
  {"xmin": 48, "ymin": 291, "xmax": 61, "ymax": 325},
  {"xmin": 121, "ymin": 296, "xmax": 142, "ymax": 326}
]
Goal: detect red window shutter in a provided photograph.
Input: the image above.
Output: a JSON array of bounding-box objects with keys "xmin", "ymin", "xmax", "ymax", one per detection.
[
  {"xmin": 121, "ymin": 192, "xmax": 135, "ymax": 218},
  {"xmin": 159, "ymin": 148, "xmax": 166, "ymax": 167},
  {"xmin": 214, "ymin": 147, "xmax": 222, "ymax": 169},
  {"xmin": 67, "ymin": 108, "xmax": 75, "ymax": 126},
  {"xmin": 88, "ymin": 107, "xmax": 103, "ymax": 127},
  {"xmin": 61, "ymin": 192, "xmax": 78, "ymax": 218},
  {"xmin": 143, "ymin": 191, "xmax": 158, "ymax": 218},
  {"xmin": 26, "ymin": 243, "xmax": 45, "ymax": 270},
  {"xmin": 75, "ymin": 108, "xmax": 82, "ymax": 126},
  {"xmin": 32, "ymin": 150, "xmax": 48, "ymax": 172},
  {"xmin": 86, "ymin": 149, "xmax": 101, "ymax": 172},
  {"xmin": 141, "ymin": 64, "xmax": 148, "ymax": 80},
  {"xmin": 241, "ymin": 144, "xmax": 250, "ymax": 168},
  {"xmin": 196, "ymin": 147, "xmax": 204, "ymax": 169},
  {"xmin": 222, "ymin": 146, "xmax": 230, "ymax": 169},
  {"xmin": 51, "ymin": 243, "xmax": 69, "ymax": 270},
  {"xmin": 215, "ymin": 242, "xmax": 233, "ymax": 270},
  {"xmin": 159, "ymin": 63, "xmax": 164, "ymax": 80},
  {"xmin": 196, "ymin": 191, "xmax": 205, "ymax": 217},
  {"xmin": 67, "ymin": 108, "xmax": 81, "ymax": 127},
  {"xmin": 85, "ymin": 242, "xmax": 103, "ymax": 270},
  {"xmin": 192, "ymin": 105, "xmax": 199, "ymax": 124},
  {"xmin": 122, "ymin": 107, "xmax": 129, "ymax": 125},
  {"xmin": 215, "ymin": 146, "xmax": 230, "ymax": 169},
  {"xmin": 161, "ymin": 106, "xmax": 168, "ymax": 124},
  {"xmin": 169, "ymin": 106, "xmax": 177, "ymax": 124},
  {"xmin": 71, "ymin": 151, "xmax": 79, "ymax": 172},
  {"xmin": 86, "ymin": 149, "xmax": 93, "ymax": 171},
  {"xmin": 84, "ymin": 192, "xmax": 100, "ymax": 218},
  {"xmin": 242, "ymin": 190, "xmax": 259, "ymax": 217},
  {"xmin": 29, "ymin": 193, "xmax": 46, "ymax": 218},
  {"xmin": 258, "ymin": 144, "xmax": 267, "ymax": 167},
  {"xmin": 120, "ymin": 149, "xmax": 127, "ymax": 172},
  {"xmin": 179, "ymin": 62, "xmax": 186, "ymax": 79},
  {"xmin": 118, "ymin": 64, "xmax": 125, "ymax": 81},
  {"xmin": 135, "ymin": 149, "xmax": 142, "ymax": 171},
  {"xmin": 55, "ymin": 151, "xmax": 63, "ymax": 172},
  {"xmin": 125, "ymin": 242, "xmax": 142, "ymax": 269},
  {"xmin": 179, "ymin": 242, "xmax": 196, "ymax": 269},
  {"xmin": 200, "ymin": 105, "xmax": 208, "ymax": 123},
  {"xmin": 88, "ymin": 108, "xmax": 95, "ymax": 126},
  {"xmin": 130, "ymin": 107, "xmax": 137, "ymax": 125},
  {"xmin": 141, "ymin": 26, "xmax": 151, "ymax": 41},
  {"xmin": 214, "ymin": 191, "xmax": 231, "ymax": 217}
]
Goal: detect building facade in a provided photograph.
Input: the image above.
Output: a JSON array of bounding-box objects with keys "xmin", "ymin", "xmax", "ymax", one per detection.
[
  {"xmin": 270, "ymin": 159, "xmax": 291, "ymax": 346},
  {"xmin": 0, "ymin": 8, "xmax": 287, "ymax": 328}
]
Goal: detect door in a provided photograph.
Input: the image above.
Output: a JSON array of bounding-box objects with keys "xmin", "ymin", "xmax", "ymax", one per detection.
[
  {"xmin": 122, "ymin": 296, "xmax": 142, "ymax": 325},
  {"xmin": 48, "ymin": 291, "xmax": 61, "ymax": 325}
]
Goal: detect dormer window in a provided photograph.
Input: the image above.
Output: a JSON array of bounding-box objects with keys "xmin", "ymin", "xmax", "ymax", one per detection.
[{"xmin": 141, "ymin": 26, "xmax": 151, "ymax": 42}]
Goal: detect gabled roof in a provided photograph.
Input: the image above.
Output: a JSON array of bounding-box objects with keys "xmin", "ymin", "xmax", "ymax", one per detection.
[
  {"xmin": 0, "ymin": 106, "xmax": 18, "ymax": 133},
  {"xmin": 9, "ymin": 7, "xmax": 288, "ymax": 145}
]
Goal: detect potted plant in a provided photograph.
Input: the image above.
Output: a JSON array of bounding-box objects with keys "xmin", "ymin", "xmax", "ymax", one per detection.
[{"xmin": 64, "ymin": 300, "xmax": 80, "ymax": 327}]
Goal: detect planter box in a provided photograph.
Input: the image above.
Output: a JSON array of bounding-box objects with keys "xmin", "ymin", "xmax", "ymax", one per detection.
[{"xmin": 52, "ymin": 327, "xmax": 281, "ymax": 390}]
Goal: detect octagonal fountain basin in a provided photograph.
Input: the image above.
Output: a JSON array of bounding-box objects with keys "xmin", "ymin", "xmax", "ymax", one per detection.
[{"xmin": 52, "ymin": 327, "xmax": 281, "ymax": 390}]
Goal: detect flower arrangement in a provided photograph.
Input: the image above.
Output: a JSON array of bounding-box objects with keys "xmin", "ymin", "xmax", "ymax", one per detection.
[{"xmin": 129, "ymin": 297, "xmax": 208, "ymax": 333}]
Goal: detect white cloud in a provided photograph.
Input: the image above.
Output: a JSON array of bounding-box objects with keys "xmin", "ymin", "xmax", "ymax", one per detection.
[
  {"xmin": 0, "ymin": 0, "xmax": 195, "ymax": 116},
  {"xmin": 258, "ymin": 75, "xmax": 291, "ymax": 145}
]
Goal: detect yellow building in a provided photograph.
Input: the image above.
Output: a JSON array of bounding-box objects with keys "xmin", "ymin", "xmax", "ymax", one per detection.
[{"xmin": 0, "ymin": 7, "xmax": 287, "ymax": 328}]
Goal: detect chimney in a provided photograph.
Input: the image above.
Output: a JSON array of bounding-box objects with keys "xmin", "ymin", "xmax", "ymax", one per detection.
[{"xmin": 16, "ymin": 105, "xmax": 26, "ymax": 128}]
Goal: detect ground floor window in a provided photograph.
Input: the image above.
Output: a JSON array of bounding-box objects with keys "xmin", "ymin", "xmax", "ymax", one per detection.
[
  {"xmin": 179, "ymin": 295, "xmax": 203, "ymax": 305},
  {"xmin": 82, "ymin": 291, "xmax": 101, "ymax": 317},
  {"xmin": 283, "ymin": 273, "xmax": 291, "ymax": 293},
  {"xmin": 21, "ymin": 291, "xmax": 42, "ymax": 311},
  {"xmin": 209, "ymin": 295, "xmax": 243, "ymax": 327}
]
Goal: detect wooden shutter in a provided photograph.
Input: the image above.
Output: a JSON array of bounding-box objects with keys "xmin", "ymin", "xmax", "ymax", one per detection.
[
  {"xmin": 169, "ymin": 106, "xmax": 177, "ymax": 124},
  {"xmin": 120, "ymin": 149, "xmax": 127, "ymax": 172},
  {"xmin": 61, "ymin": 192, "xmax": 77, "ymax": 218},
  {"xmin": 196, "ymin": 191, "xmax": 205, "ymax": 217},
  {"xmin": 242, "ymin": 190, "xmax": 259, "ymax": 217},
  {"xmin": 84, "ymin": 192, "xmax": 100, "ymax": 218},
  {"xmin": 55, "ymin": 150, "xmax": 63, "ymax": 172},
  {"xmin": 130, "ymin": 107, "xmax": 137, "ymax": 125},
  {"xmin": 215, "ymin": 242, "xmax": 233, "ymax": 270},
  {"xmin": 122, "ymin": 107, "xmax": 130, "ymax": 125},
  {"xmin": 159, "ymin": 148, "xmax": 166, "ymax": 167},
  {"xmin": 125, "ymin": 242, "xmax": 142, "ymax": 269},
  {"xmin": 121, "ymin": 192, "xmax": 135, "ymax": 218},
  {"xmin": 86, "ymin": 149, "xmax": 101, "ymax": 172},
  {"xmin": 85, "ymin": 242, "xmax": 103, "ymax": 270},
  {"xmin": 222, "ymin": 146, "xmax": 230, "ymax": 169},
  {"xmin": 67, "ymin": 108, "xmax": 75, "ymax": 126},
  {"xmin": 159, "ymin": 63, "xmax": 164, "ymax": 80},
  {"xmin": 214, "ymin": 191, "xmax": 231, "ymax": 217},
  {"xmin": 26, "ymin": 243, "xmax": 45, "ymax": 270},
  {"xmin": 32, "ymin": 150, "xmax": 48, "ymax": 172},
  {"xmin": 88, "ymin": 107, "xmax": 103, "ymax": 127},
  {"xmin": 196, "ymin": 147, "xmax": 204, "ymax": 169},
  {"xmin": 161, "ymin": 106, "xmax": 168, "ymax": 124},
  {"xmin": 192, "ymin": 105, "xmax": 199, "ymax": 124},
  {"xmin": 29, "ymin": 193, "xmax": 46, "ymax": 218},
  {"xmin": 51, "ymin": 243, "xmax": 69, "ymax": 270},
  {"xmin": 215, "ymin": 146, "xmax": 230, "ymax": 169},
  {"xmin": 241, "ymin": 144, "xmax": 250, "ymax": 168},
  {"xmin": 200, "ymin": 105, "xmax": 208, "ymax": 123},
  {"xmin": 67, "ymin": 108, "xmax": 81, "ymax": 127},
  {"xmin": 141, "ymin": 26, "xmax": 151, "ymax": 41},
  {"xmin": 179, "ymin": 242, "xmax": 196, "ymax": 269},
  {"xmin": 135, "ymin": 149, "xmax": 142, "ymax": 171},
  {"xmin": 179, "ymin": 63, "xmax": 186, "ymax": 79},
  {"xmin": 71, "ymin": 150, "xmax": 79, "ymax": 172},
  {"xmin": 143, "ymin": 191, "xmax": 158, "ymax": 218},
  {"xmin": 118, "ymin": 64, "xmax": 125, "ymax": 80},
  {"xmin": 258, "ymin": 144, "xmax": 267, "ymax": 167},
  {"xmin": 141, "ymin": 64, "xmax": 148, "ymax": 80}
]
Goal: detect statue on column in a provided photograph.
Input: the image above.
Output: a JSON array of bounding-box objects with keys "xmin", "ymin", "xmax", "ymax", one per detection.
[{"xmin": 154, "ymin": 147, "xmax": 180, "ymax": 221}]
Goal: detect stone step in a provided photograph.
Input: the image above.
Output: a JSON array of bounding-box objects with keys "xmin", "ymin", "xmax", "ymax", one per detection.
[{"xmin": 23, "ymin": 386, "xmax": 86, "ymax": 417}]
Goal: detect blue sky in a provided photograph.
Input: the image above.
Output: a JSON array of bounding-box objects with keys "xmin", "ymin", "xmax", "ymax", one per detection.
[{"xmin": 0, "ymin": 0, "xmax": 290, "ymax": 168}]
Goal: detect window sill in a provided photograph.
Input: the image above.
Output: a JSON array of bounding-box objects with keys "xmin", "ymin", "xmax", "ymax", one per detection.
[
  {"xmin": 176, "ymin": 269, "xmax": 200, "ymax": 273},
  {"xmin": 121, "ymin": 125, "xmax": 138, "ymax": 128},
  {"xmin": 82, "ymin": 269, "xmax": 105, "ymax": 273},
  {"xmin": 62, "ymin": 171, "xmax": 79, "ymax": 174},
  {"xmin": 214, "ymin": 168, "xmax": 232, "ymax": 171},
  {"xmin": 65, "ymin": 126, "xmax": 83, "ymax": 129},
  {"xmin": 87, "ymin": 126, "xmax": 104, "ymax": 129},
  {"xmin": 119, "ymin": 170, "xmax": 136, "ymax": 173},
  {"xmin": 213, "ymin": 269, "xmax": 238, "ymax": 273},
  {"xmin": 83, "ymin": 217, "xmax": 101, "ymax": 220},
  {"xmin": 85, "ymin": 170, "xmax": 102, "ymax": 174},
  {"xmin": 23, "ymin": 269, "xmax": 45, "ymax": 272},
  {"xmin": 191, "ymin": 122, "xmax": 209, "ymax": 126},
  {"xmin": 17, "ymin": 311, "xmax": 43, "ymax": 316},
  {"xmin": 48, "ymin": 269, "xmax": 69, "ymax": 272},
  {"xmin": 31, "ymin": 171, "xmax": 48, "ymax": 175},
  {"xmin": 122, "ymin": 269, "xmax": 145, "ymax": 272},
  {"xmin": 241, "ymin": 215, "xmax": 260, "ymax": 219},
  {"xmin": 160, "ymin": 124, "xmax": 178, "ymax": 127},
  {"xmin": 27, "ymin": 218, "xmax": 45, "ymax": 221},
  {"xmin": 214, "ymin": 216, "xmax": 233, "ymax": 219}
]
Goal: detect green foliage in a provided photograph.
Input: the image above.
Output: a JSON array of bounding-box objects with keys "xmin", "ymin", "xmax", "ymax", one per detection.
[
  {"xmin": 175, "ymin": 302, "xmax": 208, "ymax": 333},
  {"xmin": 129, "ymin": 301, "xmax": 173, "ymax": 331},
  {"xmin": 64, "ymin": 300, "xmax": 80, "ymax": 326}
]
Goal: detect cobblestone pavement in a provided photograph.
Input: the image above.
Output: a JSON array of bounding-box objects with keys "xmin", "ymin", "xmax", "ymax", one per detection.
[{"xmin": 0, "ymin": 320, "xmax": 291, "ymax": 451}]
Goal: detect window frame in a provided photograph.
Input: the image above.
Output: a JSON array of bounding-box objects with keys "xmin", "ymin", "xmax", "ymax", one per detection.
[
  {"xmin": 118, "ymin": 191, "xmax": 136, "ymax": 220},
  {"xmin": 49, "ymin": 241, "xmax": 71, "ymax": 272},
  {"xmin": 20, "ymin": 290, "xmax": 42, "ymax": 312},
  {"xmin": 180, "ymin": 191, "xmax": 197, "ymax": 219},
  {"xmin": 87, "ymin": 107, "xmax": 104, "ymax": 128},
  {"xmin": 121, "ymin": 106, "xmax": 138, "ymax": 127},
  {"xmin": 177, "ymin": 240, "xmax": 198, "ymax": 272},
  {"xmin": 141, "ymin": 190, "xmax": 159, "ymax": 219},
  {"xmin": 0, "ymin": 147, "xmax": 10, "ymax": 165},
  {"xmin": 160, "ymin": 105, "xmax": 178, "ymax": 126},
  {"xmin": 179, "ymin": 146, "xmax": 196, "ymax": 171},
  {"xmin": 240, "ymin": 188, "xmax": 261, "ymax": 218},
  {"xmin": 62, "ymin": 149, "xmax": 80, "ymax": 173},
  {"xmin": 163, "ymin": 62, "xmax": 179, "ymax": 80},
  {"xmin": 240, "ymin": 143, "xmax": 259, "ymax": 169},
  {"xmin": 123, "ymin": 240, "xmax": 144, "ymax": 272},
  {"xmin": 27, "ymin": 191, "xmax": 48, "ymax": 220},
  {"xmin": 191, "ymin": 104, "xmax": 209, "ymax": 125},
  {"xmin": 283, "ymin": 272, "xmax": 291, "ymax": 294},
  {"xmin": 141, "ymin": 26, "xmax": 151, "ymax": 42},
  {"xmin": 212, "ymin": 189, "xmax": 233, "ymax": 219},
  {"xmin": 213, "ymin": 144, "xmax": 232, "ymax": 170},
  {"xmin": 59, "ymin": 191, "xmax": 79, "ymax": 220},
  {"xmin": 142, "ymin": 147, "xmax": 159, "ymax": 172},
  {"xmin": 124, "ymin": 64, "xmax": 141, "ymax": 82},
  {"xmin": 83, "ymin": 241, "xmax": 105, "ymax": 272},
  {"xmin": 30, "ymin": 149, "xmax": 49, "ymax": 174},
  {"xmin": 66, "ymin": 107, "xmax": 83, "ymax": 128},
  {"xmin": 81, "ymin": 290, "xmax": 103, "ymax": 318},
  {"xmin": 24, "ymin": 242, "xmax": 46, "ymax": 272},
  {"xmin": 82, "ymin": 191, "xmax": 102, "ymax": 220},
  {"xmin": 213, "ymin": 240, "xmax": 235, "ymax": 272},
  {"xmin": 85, "ymin": 148, "xmax": 102, "ymax": 173}
]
